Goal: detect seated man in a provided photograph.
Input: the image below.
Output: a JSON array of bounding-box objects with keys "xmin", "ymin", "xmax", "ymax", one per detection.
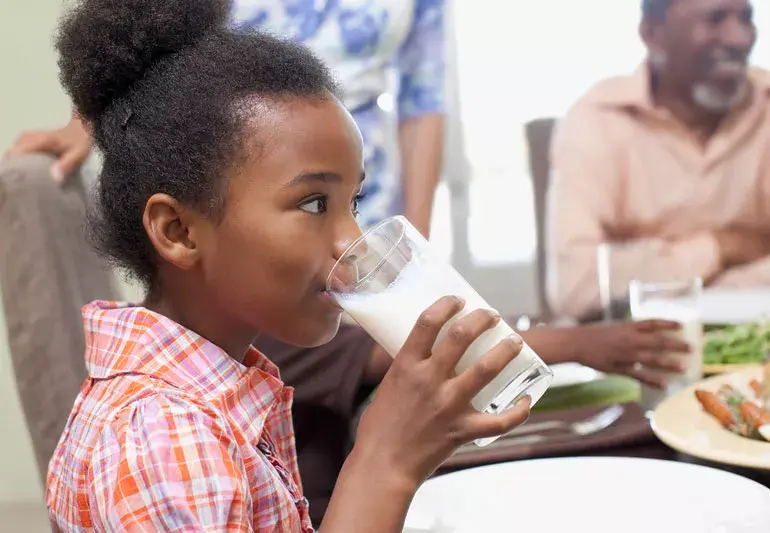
[{"xmin": 547, "ymin": 0, "xmax": 770, "ymax": 320}]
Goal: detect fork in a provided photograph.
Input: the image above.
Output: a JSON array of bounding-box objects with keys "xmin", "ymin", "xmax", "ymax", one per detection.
[
  {"xmin": 496, "ymin": 404, "xmax": 625, "ymax": 447},
  {"xmin": 453, "ymin": 404, "xmax": 625, "ymax": 454},
  {"xmin": 504, "ymin": 404, "xmax": 625, "ymax": 438}
]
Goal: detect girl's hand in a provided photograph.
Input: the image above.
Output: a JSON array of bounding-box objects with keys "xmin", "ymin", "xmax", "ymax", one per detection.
[{"xmin": 353, "ymin": 295, "xmax": 532, "ymax": 489}]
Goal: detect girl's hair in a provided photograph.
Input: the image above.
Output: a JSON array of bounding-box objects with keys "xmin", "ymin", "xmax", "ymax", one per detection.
[{"xmin": 57, "ymin": 0, "xmax": 339, "ymax": 289}]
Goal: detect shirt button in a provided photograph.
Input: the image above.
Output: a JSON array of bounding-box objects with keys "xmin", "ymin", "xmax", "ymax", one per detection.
[{"xmin": 377, "ymin": 93, "xmax": 395, "ymax": 113}]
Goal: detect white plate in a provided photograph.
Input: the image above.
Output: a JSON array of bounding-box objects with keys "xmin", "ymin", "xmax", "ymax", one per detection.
[
  {"xmin": 700, "ymin": 288, "xmax": 770, "ymax": 325},
  {"xmin": 652, "ymin": 366, "xmax": 770, "ymax": 470},
  {"xmin": 404, "ymin": 457, "xmax": 770, "ymax": 533},
  {"xmin": 548, "ymin": 362, "xmax": 603, "ymax": 388}
]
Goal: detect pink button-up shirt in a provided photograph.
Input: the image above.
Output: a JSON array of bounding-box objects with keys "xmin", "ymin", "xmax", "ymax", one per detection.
[{"xmin": 47, "ymin": 301, "xmax": 313, "ymax": 532}]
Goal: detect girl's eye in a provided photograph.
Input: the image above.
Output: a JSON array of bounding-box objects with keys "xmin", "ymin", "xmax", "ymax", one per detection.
[
  {"xmin": 299, "ymin": 196, "xmax": 328, "ymax": 214},
  {"xmin": 352, "ymin": 192, "xmax": 366, "ymax": 217}
]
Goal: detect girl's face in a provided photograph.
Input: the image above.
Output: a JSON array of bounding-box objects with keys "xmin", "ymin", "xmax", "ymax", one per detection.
[
  {"xmin": 153, "ymin": 95, "xmax": 366, "ymax": 348},
  {"xmin": 220, "ymin": 96, "xmax": 365, "ymax": 346}
]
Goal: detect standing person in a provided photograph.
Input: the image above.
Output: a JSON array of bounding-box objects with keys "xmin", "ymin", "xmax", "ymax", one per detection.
[
  {"xmin": 232, "ymin": 0, "xmax": 446, "ymax": 236},
  {"xmin": 230, "ymin": 4, "xmax": 446, "ymax": 520}
]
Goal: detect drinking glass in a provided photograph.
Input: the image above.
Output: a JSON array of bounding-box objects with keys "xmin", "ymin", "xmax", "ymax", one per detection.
[
  {"xmin": 327, "ymin": 216, "xmax": 553, "ymax": 445},
  {"xmin": 629, "ymin": 278, "xmax": 703, "ymax": 411}
]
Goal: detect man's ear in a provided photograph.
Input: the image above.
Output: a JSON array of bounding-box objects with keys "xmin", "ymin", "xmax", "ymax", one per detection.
[{"xmin": 639, "ymin": 18, "xmax": 666, "ymax": 59}]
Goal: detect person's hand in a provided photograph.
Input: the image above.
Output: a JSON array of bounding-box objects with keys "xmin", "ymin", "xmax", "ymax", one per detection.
[
  {"xmin": 352, "ymin": 296, "xmax": 531, "ymax": 490},
  {"xmin": 568, "ymin": 320, "xmax": 691, "ymax": 389},
  {"xmin": 4, "ymin": 116, "xmax": 92, "ymax": 183},
  {"xmin": 714, "ymin": 229, "xmax": 770, "ymax": 268}
]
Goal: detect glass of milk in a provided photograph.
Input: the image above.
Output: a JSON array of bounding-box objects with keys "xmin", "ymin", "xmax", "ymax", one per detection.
[
  {"xmin": 629, "ymin": 278, "xmax": 703, "ymax": 411},
  {"xmin": 327, "ymin": 216, "xmax": 553, "ymax": 446}
]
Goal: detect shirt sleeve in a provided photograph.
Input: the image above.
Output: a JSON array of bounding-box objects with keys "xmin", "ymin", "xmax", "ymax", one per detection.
[
  {"xmin": 395, "ymin": 0, "xmax": 446, "ymax": 121},
  {"xmin": 712, "ymin": 256, "xmax": 770, "ymax": 286},
  {"xmin": 712, "ymin": 151, "xmax": 770, "ymax": 287},
  {"xmin": 87, "ymin": 395, "xmax": 251, "ymax": 532},
  {"xmin": 546, "ymin": 102, "xmax": 722, "ymax": 319},
  {"xmin": 716, "ymin": 143, "xmax": 770, "ymax": 285}
]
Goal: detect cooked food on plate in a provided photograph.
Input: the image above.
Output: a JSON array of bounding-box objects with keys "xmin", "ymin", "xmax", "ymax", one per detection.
[
  {"xmin": 764, "ymin": 361, "xmax": 770, "ymax": 408},
  {"xmin": 694, "ymin": 358, "xmax": 770, "ymax": 442}
]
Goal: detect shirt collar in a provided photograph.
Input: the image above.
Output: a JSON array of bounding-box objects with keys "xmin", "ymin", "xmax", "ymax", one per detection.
[
  {"xmin": 587, "ymin": 64, "xmax": 770, "ymax": 112},
  {"xmin": 82, "ymin": 300, "xmax": 288, "ymax": 439}
]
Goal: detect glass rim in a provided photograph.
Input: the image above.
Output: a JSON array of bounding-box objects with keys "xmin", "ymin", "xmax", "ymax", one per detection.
[
  {"xmin": 325, "ymin": 215, "xmax": 408, "ymax": 293},
  {"xmin": 628, "ymin": 277, "xmax": 704, "ymax": 293}
]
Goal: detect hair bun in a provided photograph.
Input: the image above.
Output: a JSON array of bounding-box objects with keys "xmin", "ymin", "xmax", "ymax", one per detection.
[{"xmin": 57, "ymin": 0, "xmax": 232, "ymax": 122}]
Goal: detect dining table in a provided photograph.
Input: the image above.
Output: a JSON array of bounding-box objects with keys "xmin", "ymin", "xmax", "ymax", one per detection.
[
  {"xmin": 438, "ymin": 373, "xmax": 770, "ymax": 489},
  {"xmin": 409, "ymin": 370, "xmax": 770, "ymax": 532}
]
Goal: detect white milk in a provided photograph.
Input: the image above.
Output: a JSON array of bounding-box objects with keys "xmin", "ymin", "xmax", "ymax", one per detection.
[
  {"xmin": 337, "ymin": 259, "xmax": 551, "ymax": 413},
  {"xmin": 632, "ymin": 298, "xmax": 703, "ymax": 410}
]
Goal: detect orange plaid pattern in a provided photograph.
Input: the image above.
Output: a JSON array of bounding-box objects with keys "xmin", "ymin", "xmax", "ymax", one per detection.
[{"xmin": 47, "ymin": 301, "xmax": 314, "ymax": 532}]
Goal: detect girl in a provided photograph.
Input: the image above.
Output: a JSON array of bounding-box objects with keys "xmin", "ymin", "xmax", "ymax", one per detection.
[{"xmin": 46, "ymin": 0, "xmax": 530, "ymax": 531}]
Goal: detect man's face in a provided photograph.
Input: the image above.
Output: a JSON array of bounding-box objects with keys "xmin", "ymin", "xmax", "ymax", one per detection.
[{"xmin": 644, "ymin": 0, "xmax": 756, "ymax": 113}]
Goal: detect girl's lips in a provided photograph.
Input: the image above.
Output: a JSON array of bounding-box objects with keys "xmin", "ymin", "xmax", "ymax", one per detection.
[{"xmin": 318, "ymin": 289, "xmax": 341, "ymax": 310}]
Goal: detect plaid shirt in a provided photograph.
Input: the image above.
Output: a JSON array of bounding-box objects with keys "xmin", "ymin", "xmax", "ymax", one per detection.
[{"xmin": 47, "ymin": 301, "xmax": 314, "ymax": 532}]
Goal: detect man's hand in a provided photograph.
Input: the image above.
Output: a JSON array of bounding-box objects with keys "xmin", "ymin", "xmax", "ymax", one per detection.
[
  {"xmin": 5, "ymin": 116, "xmax": 92, "ymax": 183},
  {"xmin": 548, "ymin": 320, "xmax": 691, "ymax": 389},
  {"xmin": 370, "ymin": 318, "xmax": 692, "ymax": 390},
  {"xmin": 715, "ymin": 229, "xmax": 770, "ymax": 269}
]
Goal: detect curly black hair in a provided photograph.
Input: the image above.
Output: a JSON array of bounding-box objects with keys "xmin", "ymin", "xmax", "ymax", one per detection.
[{"xmin": 56, "ymin": 0, "xmax": 339, "ymax": 290}]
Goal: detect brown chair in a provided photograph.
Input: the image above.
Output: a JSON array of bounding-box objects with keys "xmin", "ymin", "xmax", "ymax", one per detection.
[
  {"xmin": 0, "ymin": 154, "xmax": 117, "ymax": 482},
  {"xmin": 524, "ymin": 117, "xmax": 557, "ymax": 321}
]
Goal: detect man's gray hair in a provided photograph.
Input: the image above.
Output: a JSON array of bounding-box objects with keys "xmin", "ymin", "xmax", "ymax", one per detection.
[{"xmin": 642, "ymin": 0, "xmax": 674, "ymax": 20}]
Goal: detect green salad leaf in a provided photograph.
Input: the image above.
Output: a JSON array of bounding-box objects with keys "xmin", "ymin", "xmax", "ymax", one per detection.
[{"xmin": 703, "ymin": 320, "xmax": 770, "ymax": 365}]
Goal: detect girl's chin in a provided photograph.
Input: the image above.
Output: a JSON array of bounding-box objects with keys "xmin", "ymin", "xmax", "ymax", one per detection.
[{"xmin": 286, "ymin": 313, "xmax": 344, "ymax": 348}]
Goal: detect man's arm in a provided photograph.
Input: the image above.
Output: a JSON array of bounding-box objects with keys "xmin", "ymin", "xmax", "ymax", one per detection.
[
  {"xmin": 711, "ymin": 150, "xmax": 770, "ymax": 286},
  {"xmin": 547, "ymin": 103, "xmax": 723, "ymax": 319},
  {"xmin": 712, "ymin": 254, "xmax": 770, "ymax": 287},
  {"xmin": 396, "ymin": 0, "xmax": 446, "ymax": 238}
]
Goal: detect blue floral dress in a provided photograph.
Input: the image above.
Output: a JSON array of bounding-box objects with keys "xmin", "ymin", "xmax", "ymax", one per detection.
[{"xmin": 231, "ymin": 0, "xmax": 446, "ymax": 227}]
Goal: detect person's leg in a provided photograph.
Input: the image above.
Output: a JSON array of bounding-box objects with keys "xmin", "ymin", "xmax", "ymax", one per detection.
[{"xmin": 0, "ymin": 154, "xmax": 117, "ymax": 481}]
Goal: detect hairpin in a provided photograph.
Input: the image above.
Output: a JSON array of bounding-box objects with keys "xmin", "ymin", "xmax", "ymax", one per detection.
[{"xmin": 121, "ymin": 108, "xmax": 133, "ymax": 130}]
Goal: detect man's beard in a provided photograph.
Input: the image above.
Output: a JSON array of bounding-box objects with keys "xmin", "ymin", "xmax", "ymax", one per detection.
[
  {"xmin": 649, "ymin": 50, "xmax": 748, "ymax": 113},
  {"xmin": 691, "ymin": 81, "xmax": 747, "ymax": 113}
]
